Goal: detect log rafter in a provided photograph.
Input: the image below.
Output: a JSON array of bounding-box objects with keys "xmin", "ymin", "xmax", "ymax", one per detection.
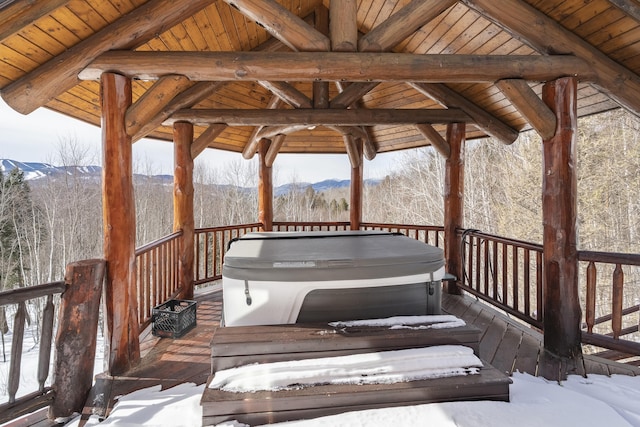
[
  {"xmin": 410, "ymin": 82, "xmax": 519, "ymax": 144},
  {"xmin": 496, "ymin": 79, "xmax": 556, "ymax": 140},
  {"xmin": 1, "ymin": 0, "xmax": 216, "ymax": 115},
  {"xmin": 222, "ymin": 0, "xmax": 329, "ymax": 51},
  {"xmin": 462, "ymin": 0, "xmax": 640, "ymax": 117}
]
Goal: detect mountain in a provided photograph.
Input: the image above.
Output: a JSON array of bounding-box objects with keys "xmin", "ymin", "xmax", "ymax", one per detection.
[
  {"xmin": 0, "ymin": 159, "xmax": 172, "ymax": 183},
  {"xmin": 0, "ymin": 159, "xmax": 379, "ymax": 191}
]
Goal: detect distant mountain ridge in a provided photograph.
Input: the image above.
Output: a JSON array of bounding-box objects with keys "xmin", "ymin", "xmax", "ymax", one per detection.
[{"xmin": 0, "ymin": 159, "xmax": 380, "ymax": 193}]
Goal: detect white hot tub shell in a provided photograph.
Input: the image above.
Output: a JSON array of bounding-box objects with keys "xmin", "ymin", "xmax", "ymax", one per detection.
[{"xmin": 221, "ymin": 231, "xmax": 446, "ymax": 326}]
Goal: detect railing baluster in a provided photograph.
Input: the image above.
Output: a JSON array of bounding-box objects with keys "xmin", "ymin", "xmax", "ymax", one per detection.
[
  {"xmin": 524, "ymin": 248, "xmax": 530, "ymax": 317},
  {"xmin": 513, "ymin": 245, "xmax": 519, "ymax": 312},
  {"xmin": 586, "ymin": 261, "xmax": 596, "ymax": 334},
  {"xmin": 38, "ymin": 295, "xmax": 55, "ymax": 392},
  {"xmin": 8, "ymin": 302, "xmax": 26, "ymax": 404},
  {"xmin": 612, "ymin": 263, "xmax": 623, "ymax": 339},
  {"xmin": 502, "ymin": 242, "xmax": 508, "ymax": 304}
]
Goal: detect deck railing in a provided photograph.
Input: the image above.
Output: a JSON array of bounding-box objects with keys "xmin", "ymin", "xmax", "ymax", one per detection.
[
  {"xmin": 578, "ymin": 251, "xmax": 640, "ymax": 357},
  {"xmin": 0, "ymin": 282, "xmax": 65, "ymax": 423},
  {"xmin": 459, "ymin": 230, "xmax": 544, "ymax": 329},
  {"xmin": 137, "ymin": 222, "xmax": 639, "ymax": 360},
  {"xmin": 135, "ymin": 231, "xmax": 183, "ymax": 329},
  {"xmin": 194, "ymin": 223, "xmax": 262, "ymax": 286}
]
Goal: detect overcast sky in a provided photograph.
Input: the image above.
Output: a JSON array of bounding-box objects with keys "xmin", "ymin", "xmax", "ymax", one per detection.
[{"xmin": 0, "ymin": 99, "xmax": 400, "ymax": 184}]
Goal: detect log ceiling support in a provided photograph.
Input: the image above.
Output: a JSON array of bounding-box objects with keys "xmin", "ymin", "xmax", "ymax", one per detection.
[
  {"xmin": 223, "ymin": 0, "xmax": 329, "ymax": 51},
  {"xmin": 192, "ymin": 124, "xmax": 227, "ymax": 159},
  {"xmin": 80, "ymin": 52, "xmax": 595, "ymax": 83},
  {"xmin": 462, "ymin": 0, "xmax": 640, "ymax": 117},
  {"xmin": 265, "ymin": 134, "xmax": 286, "ymax": 168},
  {"xmin": 132, "ymin": 81, "xmax": 223, "ymax": 142},
  {"xmin": 443, "ymin": 122, "xmax": 466, "ymax": 296},
  {"xmin": 410, "ymin": 82, "xmax": 519, "ymax": 144},
  {"xmin": 415, "ymin": 123, "xmax": 451, "ymax": 157},
  {"xmin": 258, "ymin": 81, "xmax": 313, "ymax": 109},
  {"xmin": 167, "ymin": 108, "xmax": 471, "ymax": 126},
  {"xmin": 496, "ymin": 79, "xmax": 556, "ymax": 140},
  {"xmin": 349, "ymin": 138, "xmax": 364, "ymax": 231},
  {"xmin": 329, "ymin": 0, "xmax": 357, "ymax": 52},
  {"xmin": 242, "ymin": 96, "xmax": 282, "ymax": 159},
  {"xmin": 258, "ymin": 139, "xmax": 274, "ymax": 231},
  {"xmin": 1, "ymin": 0, "xmax": 216, "ymax": 115},
  {"xmin": 256, "ymin": 125, "xmax": 310, "ymax": 140},
  {"xmin": 0, "ymin": 0, "xmax": 70, "ymax": 42},
  {"xmin": 358, "ymin": 0, "xmax": 458, "ymax": 52},
  {"xmin": 608, "ymin": 0, "xmax": 640, "ymax": 21},
  {"xmin": 126, "ymin": 75, "xmax": 193, "ymax": 138},
  {"xmin": 540, "ymin": 77, "xmax": 583, "ymax": 374},
  {"xmin": 101, "ymin": 72, "xmax": 140, "ymax": 376},
  {"xmin": 173, "ymin": 122, "xmax": 195, "ymax": 300}
]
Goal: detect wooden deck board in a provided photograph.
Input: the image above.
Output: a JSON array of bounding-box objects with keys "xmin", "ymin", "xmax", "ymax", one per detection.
[{"xmin": 491, "ymin": 325, "xmax": 524, "ymax": 375}]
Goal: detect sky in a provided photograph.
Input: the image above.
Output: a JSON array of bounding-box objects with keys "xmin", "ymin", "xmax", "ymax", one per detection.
[{"xmin": 0, "ymin": 99, "xmax": 401, "ymax": 184}]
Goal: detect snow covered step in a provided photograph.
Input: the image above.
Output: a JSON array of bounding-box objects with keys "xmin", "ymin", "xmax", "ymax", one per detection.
[
  {"xmin": 202, "ymin": 346, "xmax": 511, "ymax": 426},
  {"xmin": 210, "ymin": 315, "xmax": 482, "ymax": 371}
]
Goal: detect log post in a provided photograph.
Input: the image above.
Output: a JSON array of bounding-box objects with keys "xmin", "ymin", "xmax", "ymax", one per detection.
[
  {"xmin": 101, "ymin": 72, "xmax": 140, "ymax": 375},
  {"xmin": 49, "ymin": 259, "xmax": 105, "ymax": 419},
  {"xmin": 258, "ymin": 138, "xmax": 273, "ymax": 231},
  {"xmin": 444, "ymin": 123, "xmax": 465, "ymax": 295},
  {"xmin": 173, "ymin": 121, "xmax": 195, "ymax": 300},
  {"xmin": 350, "ymin": 138, "xmax": 363, "ymax": 230},
  {"xmin": 541, "ymin": 77, "xmax": 582, "ymax": 361}
]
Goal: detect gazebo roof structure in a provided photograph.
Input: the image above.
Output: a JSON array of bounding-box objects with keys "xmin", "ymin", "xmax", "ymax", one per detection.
[{"xmin": 1, "ymin": 0, "xmax": 639, "ymax": 160}]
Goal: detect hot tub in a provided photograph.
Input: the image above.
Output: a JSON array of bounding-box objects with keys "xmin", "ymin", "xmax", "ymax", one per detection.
[{"xmin": 221, "ymin": 231, "xmax": 445, "ymax": 326}]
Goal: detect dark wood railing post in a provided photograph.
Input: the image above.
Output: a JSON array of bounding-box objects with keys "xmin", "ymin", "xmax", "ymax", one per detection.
[
  {"xmin": 49, "ymin": 260, "xmax": 105, "ymax": 420},
  {"xmin": 258, "ymin": 138, "xmax": 273, "ymax": 231},
  {"xmin": 173, "ymin": 121, "xmax": 195, "ymax": 299},
  {"xmin": 444, "ymin": 122, "xmax": 465, "ymax": 295},
  {"xmin": 101, "ymin": 72, "xmax": 140, "ymax": 375},
  {"xmin": 541, "ymin": 77, "xmax": 582, "ymax": 370}
]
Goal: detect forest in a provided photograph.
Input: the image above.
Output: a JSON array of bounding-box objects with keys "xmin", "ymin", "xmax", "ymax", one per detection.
[{"xmin": 0, "ymin": 109, "xmax": 639, "ymax": 293}]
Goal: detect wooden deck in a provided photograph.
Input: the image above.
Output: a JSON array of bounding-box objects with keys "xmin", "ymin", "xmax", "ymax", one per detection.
[
  {"xmin": 8, "ymin": 285, "xmax": 640, "ymax": 426},
  {"xmin": 441, "ymin": 292, "xmax": 640, "ymax": 379}
]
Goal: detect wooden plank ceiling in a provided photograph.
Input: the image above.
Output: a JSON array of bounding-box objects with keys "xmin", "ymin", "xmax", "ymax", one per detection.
[{"xmin": 0, "ymin": 0, "xmax": 638, "ymax": 161}]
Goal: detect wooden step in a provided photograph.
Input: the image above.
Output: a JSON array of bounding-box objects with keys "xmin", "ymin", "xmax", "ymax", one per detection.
[
  {"xmin": 202, "ymin": 363, "xmax": 511, "ymax": 426},
  {"xmin": 211, "ymin": 321, "xmax": 482, "ymax": 371}
]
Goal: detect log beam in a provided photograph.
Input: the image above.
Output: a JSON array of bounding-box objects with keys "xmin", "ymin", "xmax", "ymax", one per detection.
[
  {"xmin": 0, "ymin": 0, "xmax": 70, "ymax": 42},
  {"xmin": 80, "ymin": 52, "xmax": 595, "ymax": 83},
  {"xmin": 343, "ymin": 134, "xmax": 362, "ymax": 168},
  {"xmin": 541, "ymin": 77, "xmax": 582, "ymax": 364},
  {"xmin": 330, "ymin": 82, "xmax": 379, "ymax": 109},
  {"xmin": 462, "ymin": 0, "xmax": 640, "ymax": 117},
  {"xmin": 132, "ymin": 81, "xmax": 223, "ymax": 142},
  {"xmin": 167, "ymin": 108, "xmax": 471, "ymax": 126},
  {"xmin": 410, "ymin": 82, "xmax": 519, "ymax": 144},
  {"xmin": 496, "ymin": 79, "xmax": 557, "ymax": 140},
  {"xmin": 258, "ymin": 81, "xmax": 313, "ymax": 109},
  {"xmin": 191, "ymin": 124, "xmax": 227, "ymax": 158},
  {"xmin": 126, "ymin": 75, "xmax": 192, "ymax": 138},
  {"xmin": 443, "ymin": 122, "xmax": 465, "ymax": 295},
  {"xmin": 173, "ymin": 122, "xmax": 195, "ymax": 300},
  {"xmin": 258, "ymin": 139, "xmax": 274, "ymax": 231},
  {"xmin": 609, "ymin": 0, "xmax": 640, "ymax": 22},
  {"xmin": 242, "ymin": 96, "xmax": 282, "ymax": 159},
  {"xmin": 415, "ymin": 123, "xmax": 451, "ymax": 157},
  {"xmin": 101, "ymin": 72, "xmax": 140, "ymax": 375},
  {"xmin": 223, "ymin": 0, "xmax": 329, "ymax": 51},
  {"xmin": 1, "ymin": 0, "xmax": 215, "ymax": 115},
  {"xmin": 265, "ymin": 134, "xmax": 285, "ymax": 167},
  {"xmin": 330, "ymin": 0, "xmax": 357, "ymax": 52},
  {"xmin": 256, "ymin": 124, "xmax": 311, "ymax": 140},
  {"xmin": 359, "ymin": 0, "xmax": 457, "ymax": 52}
]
